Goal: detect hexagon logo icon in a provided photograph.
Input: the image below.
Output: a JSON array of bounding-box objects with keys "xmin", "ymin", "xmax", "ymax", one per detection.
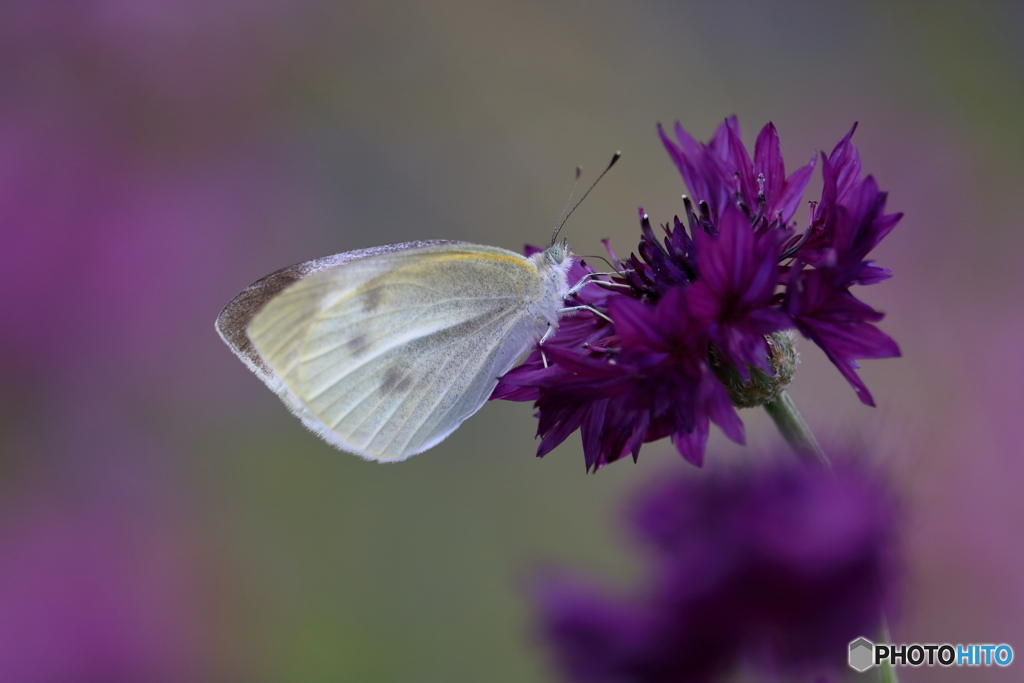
[{"xmin": 849, "ymin": 637, "xmax": 875, "ymax": 672}]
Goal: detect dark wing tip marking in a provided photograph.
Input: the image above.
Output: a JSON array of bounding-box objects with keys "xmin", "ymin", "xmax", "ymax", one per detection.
[{"xmin": 216, "ymin": 265, "xmax": 310, "ymax": 381}]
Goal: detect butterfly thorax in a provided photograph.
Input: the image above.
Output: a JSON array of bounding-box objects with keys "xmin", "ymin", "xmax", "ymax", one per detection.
[{"xmin": 527, "ymin": 245, "xmax": 574, "ymax": 327}]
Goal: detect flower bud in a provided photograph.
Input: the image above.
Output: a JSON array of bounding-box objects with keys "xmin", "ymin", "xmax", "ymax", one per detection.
[{"xmin": 711, "ymin": 330, "xmax": 798, "ymax": 408}]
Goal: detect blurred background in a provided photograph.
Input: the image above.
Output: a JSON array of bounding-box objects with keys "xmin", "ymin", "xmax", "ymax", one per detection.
[{"xmin": 0, "ymin": 0, "xmax": 1021, "ymax": 681}]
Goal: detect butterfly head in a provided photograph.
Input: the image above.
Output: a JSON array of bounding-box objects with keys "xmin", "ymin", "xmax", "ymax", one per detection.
[{"xmin": 545, "ymin": 238, "xmax": 570, "ymax": 265}]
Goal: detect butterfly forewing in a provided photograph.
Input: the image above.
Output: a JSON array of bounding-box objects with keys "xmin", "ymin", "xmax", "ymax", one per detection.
[{"xmin": 236, "ymin": 243, "xmax": 550, "ymax": 460}]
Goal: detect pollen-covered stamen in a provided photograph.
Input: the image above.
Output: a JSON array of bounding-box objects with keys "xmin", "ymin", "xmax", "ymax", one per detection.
[
  {"xmin": 750, "ymin": 173, "xmax": 768, "ymax": 227},
  {"xmin": 669, "ymin": 216, "xmax": 699, "ymax": 281},
  {"xmin": 639, "ymin": 212, "xmax": 665, "ymax": 253},
  {"xmin": 682, "ymin": 195, "xmax": 701, "ymax": 235},
  {"xmin": 603, "ymin": 205, "xmax": 705, "ymax": 302},
  {"xmin": 637, "ymin": 210, "xmax": 690, "ymax": 288},
  {"xmin": 697, "ymin": 199, "xmax": 718, "ymax": 237},
  {"xmin": 738, "ymin": 198, "xmax": 753, "ymax": 220},
  {"xmin": 626, "ymin": 253, "xmax": 659, "ymax": 292},
  {"xmin": 778, "ymin": 200, "xmax": 819, "ymax": 261}
]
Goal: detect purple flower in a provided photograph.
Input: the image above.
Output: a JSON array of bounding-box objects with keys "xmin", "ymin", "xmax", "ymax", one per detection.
[
  {"xmin": 0, "ymin": 432, "xmax": 205, "ymax": 683},
  {"xmin": 493, "ymin": 118, "xmax": 901, "ymax": 469},
  {"xmin": 687, "ymin": 204, "xmax": 791, "ymax": 379},
  {"xmin": 0, "ymin": 1, "xmax": 320, "ymax": 411},
  {"xmin": 782, "ymin": 131, "xmax": 903, "ymax": 406},
  {"xmin": 501, "ymin": 287, "xmax": 743, "ymax": 470},
  {"xmin": 534, "ymin": 457, "xmax": 902, "ymax": 682},
  {"xmin": 658, "ymin": 117, "xmax": 815, "ymax": 226},
  {"xmin": 783, "ymin": 268, "xmax": 900, "ymax": 406}
]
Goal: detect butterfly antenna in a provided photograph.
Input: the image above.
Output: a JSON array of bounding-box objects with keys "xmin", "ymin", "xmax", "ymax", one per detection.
[
  {"xmin": 553, "ymin": 165, "xmax": 583, "ymax": 234},
  {"xmin": 551, "ymin": 151, "xmax": 621, "ymax": 246}
]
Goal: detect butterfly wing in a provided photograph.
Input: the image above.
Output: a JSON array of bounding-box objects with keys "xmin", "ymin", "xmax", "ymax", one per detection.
[{"xmin": 216, "ymin": 241, "xmax": 550, "ymax": 460}]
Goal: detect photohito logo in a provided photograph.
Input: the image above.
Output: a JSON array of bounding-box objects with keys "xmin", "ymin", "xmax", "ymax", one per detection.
[{"xmin": 849, "ymin": 637, "xmax": 1013, "ymax": 672}]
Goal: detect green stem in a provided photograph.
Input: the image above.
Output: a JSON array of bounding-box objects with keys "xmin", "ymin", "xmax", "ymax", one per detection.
[
  {"xmin": 762, "ymin": 390, "xmax": 830, "ymax": 466},
  {"xmin": 878, "ymin": 618, "xmax": 899, "ymax": 683},
  {"xmin": 763, "ymin": 391, "xmax": 897, "ymax": 683}
]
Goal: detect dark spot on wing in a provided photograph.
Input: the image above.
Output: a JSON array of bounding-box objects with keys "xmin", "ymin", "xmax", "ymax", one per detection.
[
  {"xmin": 362, "ymin": 285, "xmax": 384, "ymax": 313},
  {"xmin": 381, "ymin": 364, "xmax": 413, "ymax": 394},
  {"xmin": 346, "ymin": 333, "xmax": 368, "ymax": 356}
]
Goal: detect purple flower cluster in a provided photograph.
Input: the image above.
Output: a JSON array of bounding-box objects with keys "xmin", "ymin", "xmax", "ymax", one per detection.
[
  {"xmin": 534, "ymin": 458, "xmax": 901, "ymax": 683},
  {"xmin": 0, "ymin": 6, "xmax": 314, "ymax": 680},
  {"xmin": 493, "ymin": 118, "xmax": 901, "ymax": 470}
]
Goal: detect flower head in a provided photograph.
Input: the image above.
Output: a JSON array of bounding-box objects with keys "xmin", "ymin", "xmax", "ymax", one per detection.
[
  {"xmin": 534, "ymin": 457, "xmax": 902, "ymax": 682},
  {"xmin": 493, "ymin": 118, "xmax": 901, "ymax": 469}
]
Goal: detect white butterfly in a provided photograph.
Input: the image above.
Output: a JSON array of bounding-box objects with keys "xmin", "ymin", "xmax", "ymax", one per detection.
[{"xmin": 217, "ymin": 240, "xmax": 581, "ymax": 461}]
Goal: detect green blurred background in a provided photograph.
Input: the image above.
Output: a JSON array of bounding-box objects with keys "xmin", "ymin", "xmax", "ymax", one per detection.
[{"xmin": 1, "ymin": 0, "xmax": 1021, "ymax": 681}]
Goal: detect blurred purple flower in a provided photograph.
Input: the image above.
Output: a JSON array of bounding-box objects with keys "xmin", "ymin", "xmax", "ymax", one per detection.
[
  {"xmin": 0, "ymin": 474, "xmax": 204, "ymax": 683},
  {"xmin": 0, "ymin": 115, "xmax": 317, "ymax": 416},
  {"xmin": 0, "ymin": 0, "xmax": 326, "ymax": 415},
  {"xmin": 534, "ymin": 457, "xmax": 902, "ymax": 683},
  {"xmin": 494, "ymin": 118, "xmax": 901, "ymax": 470},
  {"xmin": 0, "ymin": 10, "xmax": 322, "ymax": 680}
]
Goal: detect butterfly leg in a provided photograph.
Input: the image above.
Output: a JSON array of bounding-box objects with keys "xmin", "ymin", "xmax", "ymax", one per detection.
[
  {"xmin": 565, "ymin": 271, "xmax": 634, "ymax": 297},
  {"xmin": 559, "ymin": 305, "xmax": 613, "ymax": 324},
  {"xmin": 536, "ymin": 321, "xmax": 552, "ymax": 366}
]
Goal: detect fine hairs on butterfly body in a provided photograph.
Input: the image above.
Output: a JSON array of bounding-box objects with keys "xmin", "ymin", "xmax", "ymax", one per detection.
[
  {"xmin": 216, "ymin": 153, "xmax": 619, "ymax": 462},
  {"xmin": 216, "ymin": 240, "xmax": 576, "ymax": 461}
]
